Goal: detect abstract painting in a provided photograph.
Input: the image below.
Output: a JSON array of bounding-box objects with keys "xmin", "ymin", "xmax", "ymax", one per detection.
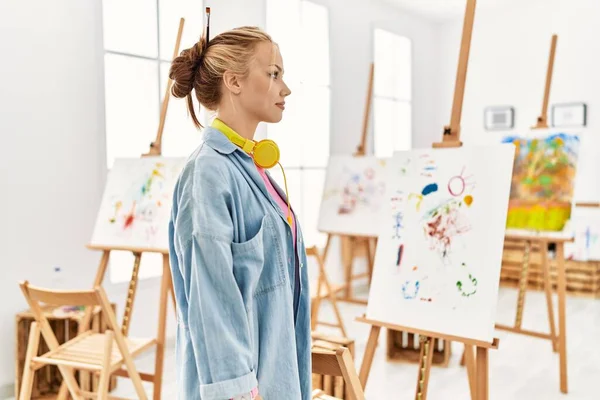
[
  {"xmin": 501, "ymin": 132, "xmax": 580, "ymax": 231},
  {"xmin": 366, "ymin": 144, "xmax": 515, "ymax": 343},
  {"xmin": 90, "ymin": 157, "xmax": 186, "ymax": 250},
  {"xmin": 318, "ymin": 155, "xmax": 387, "ymax": 237},
  {"xmin": 564, "ymin": 207, "xmax": 600, "ymax": 261}
]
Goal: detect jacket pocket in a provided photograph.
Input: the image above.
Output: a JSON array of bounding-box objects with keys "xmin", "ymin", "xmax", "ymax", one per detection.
[{"xmin": 231, "ymin": 214, "xmax": 286, "ymax": 298}]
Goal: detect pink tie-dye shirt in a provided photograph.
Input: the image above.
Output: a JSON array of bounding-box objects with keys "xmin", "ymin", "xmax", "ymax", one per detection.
[{"xmin": 257, "ymin": 167, "xmax": 296, "ymax": 243}]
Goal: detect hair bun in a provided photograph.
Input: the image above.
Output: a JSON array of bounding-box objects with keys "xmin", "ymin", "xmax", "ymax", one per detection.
[{"xmin": 169, "ymin": 37, "xmax": 207, "ymax": 99}]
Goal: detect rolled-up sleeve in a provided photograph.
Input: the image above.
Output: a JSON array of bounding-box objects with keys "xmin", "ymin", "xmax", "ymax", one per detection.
[{"xmin": 177, "ymin": 162, "xmax": 257, "ymax": 399}]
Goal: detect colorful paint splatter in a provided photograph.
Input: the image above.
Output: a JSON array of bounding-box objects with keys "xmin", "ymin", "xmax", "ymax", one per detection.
[
  {"xmin": 390, "ymin": 164, "xmax": 477, "ymax": 300},
  {"xmin": 91, "ymin": 157, "xmax": 186, "ymax": 249},
  {"xmin": 564, "ymin": 207, "xmax": 600, "ymax": 261},
  {"xmin": 335, "ymin": 167, "xmax": 386, "ymax": 215},
  {"xmin": 502, "ymin": 132, "xmax": 580, "ymax": 231},
  {"xmin": 456, "ymin": 263, "xmax": 478, "ymax": 297},
  {"xmin": 401, "ymin": 280, "xmax": 420, "ymax": 299},
  {"xmin": 318, "ymin": 155, "xmax": 388, "ymax": 237},
  {"xmin": 422, "ymin": 197, "xmax": 472, "ymax": 263},
  {"xmin": 108, "ymin": 163, "xmax": 168, "ymax": 236}
]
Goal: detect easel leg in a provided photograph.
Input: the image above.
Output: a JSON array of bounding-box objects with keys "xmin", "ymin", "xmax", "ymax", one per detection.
[
  {"xmin": 311, "ymin": 265, "xmax": 324, "ymax": 331},
  {"xmin": 414, "ymin": 336, "xmax": 434, "ymax": 400},
  {"xmin": 318, "ymin": 250, "xmax": 347, "ymax": 337},
  {"xmin": 82, "ymin": 251, "xmax": 112, "ymax": 330},
  {"xmin": 152, "ymin": 255, "xmax": 170, "ymax": 400},
  {"xmin": 122, "ymin": 252, "xmax": 142, "ymax": 336},
  {"xmin": 322, "ymin": 234, "xmax": 332, "ymax": 262},
  {"xmin": 359, "ymin": 325, "xmax": 381, "ymax": 388},
  {"xmin": 556, "ymin": 242, "xmax": 568, "ymax": 393},
  {"xmin": 476, "ymin": 347, "xmax": 488, "ymax": 400},
  {"xmin": 540, "ymin": 240, "xmax": 558, "ymax": 352},
  {"xmin": 94, "ymin": 250, "xmax": 111, "ymax": 286},
  {"xmin": 515, "ymin": 240, "xmax": 531, "ymax": 329},
  {"xmin": 463, "ymin": 345, "xmax": 476, "ymax": 400},
  {"xmin": 365, "ymin": 238, "xmax": 374, "ymax": 285},
  {"xmin": 343, "ymin": 237, "xmax": 354, "ymax": 299}
]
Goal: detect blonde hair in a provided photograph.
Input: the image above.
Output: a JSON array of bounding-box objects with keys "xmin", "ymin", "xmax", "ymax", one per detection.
[{"xmin": 169, "ymin": 26, "xmax": 273, "ymax": 129}]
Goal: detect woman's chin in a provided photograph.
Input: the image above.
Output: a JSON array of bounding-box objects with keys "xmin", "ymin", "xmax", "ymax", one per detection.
[{"xmin": 263, "ymin": 114, "xmax": 284, "ymax": 124}]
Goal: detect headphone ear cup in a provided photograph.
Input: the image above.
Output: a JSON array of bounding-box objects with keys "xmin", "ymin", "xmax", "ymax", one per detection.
[{"xmin": 253, "ymin": 139, "xmax": 280, "ymax": 169}]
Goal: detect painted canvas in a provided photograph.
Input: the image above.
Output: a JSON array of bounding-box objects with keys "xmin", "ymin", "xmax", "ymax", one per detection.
[
  {"xmin": 90, "ymin": 157, "xmax": 186, "ymax": 250},
  {"xmin": 317, "ymin": 155, "xmax": 387, "ymax": 237},
  {"xmin": 366, "ymin": 144, "xmax": 515, "ymax": 342},
  {"xmin": 564, "ymin": 207, "xmax": 600, "ymax": 261},
  {"xmin": 501, "ymin": 132, "xmax": 581, "ymax": 231}
]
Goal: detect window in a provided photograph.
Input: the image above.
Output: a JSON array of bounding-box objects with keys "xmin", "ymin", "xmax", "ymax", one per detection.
[
  {"xmin": 266, "ymin": 0, "xmax": 331, "ymax": 248},
  {"xmin": 102, "ymin": 0, "xmax": 203, "ymax": 283},
  {"xmin": 373, "ymin": 29, "xmax": 412, "ymax": 158}
]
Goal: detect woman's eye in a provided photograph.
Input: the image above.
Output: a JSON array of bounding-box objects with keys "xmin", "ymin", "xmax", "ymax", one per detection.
[{"xmin": 269, "ymin": 71, "xmax": 279, "ymax": 79}]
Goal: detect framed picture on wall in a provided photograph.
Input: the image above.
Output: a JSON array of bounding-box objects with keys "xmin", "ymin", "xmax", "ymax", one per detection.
[
  {"xmin": 484, "ymin": 106, "xmax": 515, "ymax": 131},
  {"xmin": 551, "ymin": 102, "xmax": 587, "ymax": 127}
]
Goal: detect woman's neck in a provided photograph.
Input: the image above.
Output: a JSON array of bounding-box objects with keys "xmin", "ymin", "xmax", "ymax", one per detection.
[{"xmin": 215, "ymin": 111, "xmax": 258, "ymax": 141}]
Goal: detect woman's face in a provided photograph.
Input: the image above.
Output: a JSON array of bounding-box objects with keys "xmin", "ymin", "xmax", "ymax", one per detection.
[{"xmin": 237, "ymin": 42, "xmax": 291, "ymax": 123}]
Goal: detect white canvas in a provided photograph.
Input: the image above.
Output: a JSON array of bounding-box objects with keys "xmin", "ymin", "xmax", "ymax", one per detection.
[
  {"xmin": 366, "ymin": 144, "xmax": 515, "ymax": 343},
  {"xmin": 90, "ymin": 157, "xmax": 186, "ymax": 250},
  {"xmin": 564, "ymin": 207, "xmax": 600, "ymax": 261},
  {"xmin": 317, "ymin": 155, "xmax": 387, "ymax": 237}
]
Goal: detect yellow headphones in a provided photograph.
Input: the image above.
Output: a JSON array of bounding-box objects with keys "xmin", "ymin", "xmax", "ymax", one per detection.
[
  {"xmin": 212, "ymin": 118, "xmax": 280, "ymax": 168},
  {"xmin": 212, "ymin": 118, "xmax": 293, "ymax": 225}
]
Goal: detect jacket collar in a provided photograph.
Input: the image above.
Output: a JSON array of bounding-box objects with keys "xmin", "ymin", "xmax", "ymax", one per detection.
[
  {"xmin": 202, "ymin": 123, "xmax": 295, "ymax": 232},
  {"xmin": 202, "ymin": 126, "xmax": 243, "ymax": 156}
]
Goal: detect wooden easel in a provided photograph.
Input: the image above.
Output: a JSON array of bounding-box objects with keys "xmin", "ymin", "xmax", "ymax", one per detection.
[
  {"xmin": 495, "ymin": 230, "xmax": 572, "ymax": 393},
  {"xmin": 357, "ymin": 317, "xmax": 498, "ymax": 400},
  {"xmin": 319, "ymin": 63, "xmax": 377, "ymax": 307},
  {"xmin": 491, "ymin": 34, "xmax": 572, "ymax": 394},
  {"xmin": 530, "ymin": 34, "xmax": 557, "ymax": 130},
  {"xmin": 358, "ymin": 1, "xmax": 499, "ymax": 399},
  {"xmin": 309, "ymin": 244, "xmax": 348, "ymax": 337},
  {"xmin": 79, "ymin": 18, "xmax": 185, "ymax": 400}
]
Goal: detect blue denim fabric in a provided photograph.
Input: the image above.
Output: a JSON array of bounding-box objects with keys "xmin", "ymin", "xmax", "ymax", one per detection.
[{"xmin": 168, "ymin": 126, "xmax": 312, "ymax": 400}]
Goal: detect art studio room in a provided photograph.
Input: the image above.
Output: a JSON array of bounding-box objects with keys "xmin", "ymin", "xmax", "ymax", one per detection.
[{"xmin": 2, "ymin": 0, "xmax": 600, "ymax": 399}]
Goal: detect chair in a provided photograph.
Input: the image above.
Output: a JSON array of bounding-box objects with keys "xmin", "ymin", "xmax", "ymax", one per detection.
[
  {"xmin": 307, "ymin": 246, "xmax": 347, "ymax": 337},
  {"xmin": 311, "ymin": 345, "xmax": 365, "ymax": 400},
  {"xmin": 18, "ymin": 281, "xmax": 156, "ymax": 400}
]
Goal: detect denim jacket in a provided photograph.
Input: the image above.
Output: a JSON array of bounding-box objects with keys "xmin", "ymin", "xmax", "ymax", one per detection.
[{"xmin": 168, "ymin": 126, "xmax": 312, "ymax": 400}]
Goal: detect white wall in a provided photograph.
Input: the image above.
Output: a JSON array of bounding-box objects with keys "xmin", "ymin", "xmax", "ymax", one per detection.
[
  {"xmin": 0, "ymin": 0, "xmax": 181, "ymax": 394},
  {"xmin": 436, "ymin": 0, "xmax": 600, "ymax": 146},
  {"xmin": 0, "ymin": 0, "xmax": 106, "ymax": 394},
  {"xmin": 311, "ymin": 0, "xmax": 440, "ymax": 153},
  {"xmin": 0, "ymin": 0, "xmax": 438, "ymax": 394}
]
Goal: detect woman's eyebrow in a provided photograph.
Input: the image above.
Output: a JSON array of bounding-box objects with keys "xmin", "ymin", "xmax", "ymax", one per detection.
[{"xmin": 269, "ymin": 64, "xmax": 283, "ymax": 72}]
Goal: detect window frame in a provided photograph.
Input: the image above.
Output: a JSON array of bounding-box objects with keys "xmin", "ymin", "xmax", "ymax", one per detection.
[
  {"xmin": 371, "ymin": 26, "xmax": 413, "ymax": 157},
  {"xmin": 101, "ymin": 0, "xmax": 204, "ymax": 283},
  {"xmin": 265, "ymin": 0, "xmax": 332, "ymax": 247}
]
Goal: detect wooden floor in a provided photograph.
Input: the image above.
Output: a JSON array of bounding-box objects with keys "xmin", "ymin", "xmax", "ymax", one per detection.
[{"xmin": 7, "ymin": 287, "xmax": 599, "ymax": 399}]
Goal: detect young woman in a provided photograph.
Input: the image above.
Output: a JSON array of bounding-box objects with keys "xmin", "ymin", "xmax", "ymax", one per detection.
[{"xmin": 167, "ymin": 26, "xmax": 311, "ymax": 400}]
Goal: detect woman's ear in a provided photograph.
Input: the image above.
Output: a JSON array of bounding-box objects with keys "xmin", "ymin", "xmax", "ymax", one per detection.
[{"xmin": 222, "ymin": 70, "xmax": 242, "ymax": 95}]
